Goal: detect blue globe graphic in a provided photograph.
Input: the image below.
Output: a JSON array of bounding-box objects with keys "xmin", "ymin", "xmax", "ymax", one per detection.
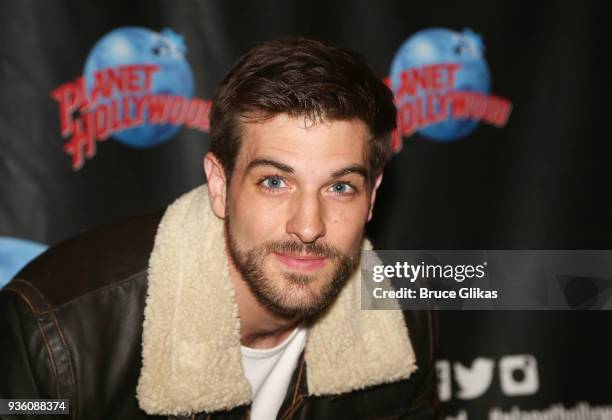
[
  {"xmin": 83, "ymin": 27, "xmax": 195, "ymax": 147},
  {"xmin": 0, "ymin": 238, "xmax": 47, "ymax": 288},
  {"xmin": 390, "ymin": 28, "xmax": 491, "ymax": 141}
]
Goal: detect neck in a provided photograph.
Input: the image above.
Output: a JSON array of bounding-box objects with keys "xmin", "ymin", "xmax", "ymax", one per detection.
[{"xmin": 227, "ymin": 260, "xmax": 301, "ymax": 349}]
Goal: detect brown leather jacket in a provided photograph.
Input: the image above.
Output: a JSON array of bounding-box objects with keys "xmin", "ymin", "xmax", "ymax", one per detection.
[{"xmin": 0, "ymin": 200, "xmax": 440, "ymax": 420}]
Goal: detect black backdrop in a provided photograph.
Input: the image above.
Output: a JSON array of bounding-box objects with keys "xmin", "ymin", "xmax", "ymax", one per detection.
[{"xmin": 2, "ymin": 1, "xmax": 611, "ymax": 418}]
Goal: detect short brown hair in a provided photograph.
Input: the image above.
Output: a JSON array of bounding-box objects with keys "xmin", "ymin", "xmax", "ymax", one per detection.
[{"xmin": 209, "ymin": 38, "xmax": 397, "ymax": 183}]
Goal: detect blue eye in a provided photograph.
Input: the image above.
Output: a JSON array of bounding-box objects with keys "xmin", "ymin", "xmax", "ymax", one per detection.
[
  {"xmin": 261, "ymin": 176, "xmax": 286, "ymax": 190},
  {"xmin": 330, "ymin": 183, "xmax": 354, "ymax": 194}
]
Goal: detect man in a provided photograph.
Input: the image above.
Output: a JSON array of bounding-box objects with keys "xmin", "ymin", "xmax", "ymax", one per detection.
[{"xmin": 0, "ymin": 38, "xmax": 439, "ymax": 419}]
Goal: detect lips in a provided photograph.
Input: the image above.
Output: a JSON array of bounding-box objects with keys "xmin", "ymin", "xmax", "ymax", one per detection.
[{"xmin": 273, "ymin": 252, "xmax": 327, "ymax": 271}]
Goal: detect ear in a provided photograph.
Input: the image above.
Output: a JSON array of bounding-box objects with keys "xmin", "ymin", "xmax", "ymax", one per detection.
[
  {"xmin": 203, "ymin": 152, "xmax": 227, "ymax": 219},
  {"xmin": 367, "ymin": 174, "xmax": 383, "ymax": 222}
]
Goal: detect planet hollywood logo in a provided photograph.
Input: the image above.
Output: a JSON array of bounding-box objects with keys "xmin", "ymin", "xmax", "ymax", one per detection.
[
  {"xmin": 51, "ymin": 27, "xmax": 211, "ymax": 170},
  {"xmin": 387, "ymin": 28, "xmax": 512, "ymax": 148}
]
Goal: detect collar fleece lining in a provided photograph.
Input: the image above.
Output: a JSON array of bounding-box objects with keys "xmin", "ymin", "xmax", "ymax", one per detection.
[{"xmin": 137, "ymin": 185, "xmax": 416, "ymax": 415}]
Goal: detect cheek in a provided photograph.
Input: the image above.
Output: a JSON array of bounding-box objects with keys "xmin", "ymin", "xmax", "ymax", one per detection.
[
  {"xmin": 327, "ymin": 201, "xmax": 369, "ymax": 247},
  {"xmin": 229, "ymin": 189, "xmax": 287, "ymax": 244}
]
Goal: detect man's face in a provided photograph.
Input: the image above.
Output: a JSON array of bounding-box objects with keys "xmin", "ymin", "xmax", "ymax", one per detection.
[{"xmin": 212, "ymin": 114, "xmax": 381, "ymax": 319}]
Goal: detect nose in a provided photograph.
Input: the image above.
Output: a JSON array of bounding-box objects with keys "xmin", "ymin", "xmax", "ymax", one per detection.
[{"xmin": 286, "ymin": 190, "xmax": 326, "ymax": 244}]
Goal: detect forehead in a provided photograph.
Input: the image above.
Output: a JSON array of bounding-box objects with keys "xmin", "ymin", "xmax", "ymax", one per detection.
[{"xmin": 236, "ymin": 114, "xmax": 370, "ymax": 170}]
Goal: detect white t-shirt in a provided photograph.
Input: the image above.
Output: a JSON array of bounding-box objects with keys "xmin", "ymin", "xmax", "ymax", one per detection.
[{"xmin": 241, "ymin": 327, "xmax": 307, "ymax": 420}]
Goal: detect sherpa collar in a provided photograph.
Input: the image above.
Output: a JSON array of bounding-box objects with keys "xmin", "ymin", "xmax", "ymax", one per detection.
[{"xmin": 137, "ymin": 185, "xmax": 416, "ymax": 416}]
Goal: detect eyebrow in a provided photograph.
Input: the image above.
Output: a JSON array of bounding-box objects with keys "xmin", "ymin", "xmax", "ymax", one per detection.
[
  {"xmin": 245, "ymin": 157, "xmax": 368, "ymax": 180},
  {"xmin": 246, "ymin": 158, "xmax": 295, "ymax": 174},
  {"xmin": 331, "ymin": 164, "xmax": 368, "ymax": 180}
]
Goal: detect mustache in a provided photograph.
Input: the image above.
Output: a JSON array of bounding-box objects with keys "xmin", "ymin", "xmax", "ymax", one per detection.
[{"xmin": 261, "ymin": 240, "xmax": 342, "ymax": 259}]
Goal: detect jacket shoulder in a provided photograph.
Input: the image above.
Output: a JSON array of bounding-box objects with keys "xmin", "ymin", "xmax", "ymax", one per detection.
[
  {"xmin": 4, "ymin": 211, "xmax": 163, "ymax": 310},
  {"xmin": 402, "ymin": 308, "xmax": 437, "ymax": 364}
]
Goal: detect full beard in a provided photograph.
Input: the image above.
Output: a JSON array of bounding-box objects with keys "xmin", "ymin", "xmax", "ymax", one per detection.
[{"xmin": 224, "ymin": 217, "xmax": 360, "ymax": 320}]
